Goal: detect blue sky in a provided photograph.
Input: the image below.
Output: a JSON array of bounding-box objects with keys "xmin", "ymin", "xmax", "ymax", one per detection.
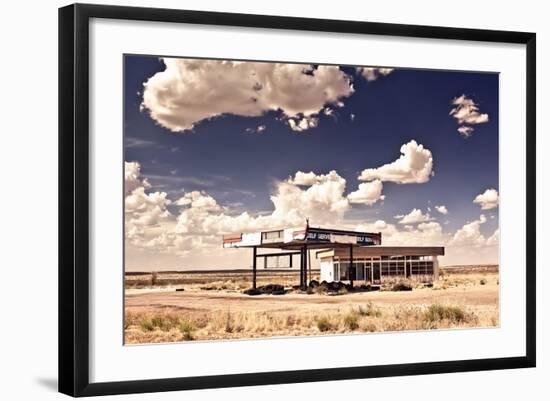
[{"xmin": 124, "ymin": 55, "xmax": 499, "ymax": 269}]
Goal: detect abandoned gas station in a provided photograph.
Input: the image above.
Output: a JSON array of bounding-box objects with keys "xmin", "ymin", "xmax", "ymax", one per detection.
[{"xmin": 222, "ymin": 224, "xmax": 444, "ymax": 290}]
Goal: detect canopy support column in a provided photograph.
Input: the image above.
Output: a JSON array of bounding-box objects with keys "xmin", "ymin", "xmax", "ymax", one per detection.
[
  {"xmin": 349, "ymin": 244, "xmax": 354, "ymax": 288},
  {"xmin": 301, "ymin": 244, "xmax": 308, "ymax": 291},
  {"xmin": 299, "ymin": 247, "xmax": 304, "ymax": 289},
  {"xmin": 252, "ymin": 246, "xmax": 257, "ymax": 289}
]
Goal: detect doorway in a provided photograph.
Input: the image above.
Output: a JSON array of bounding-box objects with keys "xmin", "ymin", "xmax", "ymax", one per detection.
[
  {"xmin": 365, "ymin": 262, "xmax": 372, "ymax": 282},
  {"xmin": 373, "ymin": 261, "xmax": 381, "ymax": 283},
  {"xmin": 356, "ymin": 262, "xmax": 365, "ymax": 280}
]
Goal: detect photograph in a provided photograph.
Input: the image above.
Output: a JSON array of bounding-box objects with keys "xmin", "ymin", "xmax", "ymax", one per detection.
[{"xmin": 123, "ymin": 55, "xmax": 500, "ymax": 344}]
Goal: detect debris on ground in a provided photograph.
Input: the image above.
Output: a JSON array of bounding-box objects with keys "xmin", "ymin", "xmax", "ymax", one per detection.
[
  {"xmin": 243, "ymin": 284, "xmax": 286, "ymax": 296},
  {"xmin": 244, "ymin": 281, "xmax": 380, "ymax": 296},
  {"xmin": 310, "ymin": 280, "xmax": 377, "ymax": 294}
]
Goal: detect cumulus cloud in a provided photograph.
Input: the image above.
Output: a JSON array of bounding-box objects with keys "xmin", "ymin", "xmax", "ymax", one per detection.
[
  {"xmin": 356, "ymin": 219, "xmax": 448, "ymax": 247},
  {"xmin": 272, "ymin": 170, "xmax": 350, "ymax": 224},
  {"xmin": 175, "ymin": 191, "xmax": 222, "ymax": 212},
  {"xmin": 473, "ymin": 188, "xmax": 499, "ymax": 210},
  {"xmin": 394, "ymin": 208, "xmax": 433, "ymax": 224},
  {"xmin": 126, "ymin": 140, "xmax": 437, "ymax": 257},
  {"xmin": 448, "ymin": 214, "xmax": 498, "ymax": 248},
  {"xmin": 435, "ymin": 205, "xmax": 448, "ymax": 215},
  {"xmin": 357, "ymin": 67, "xmax": 394, "ymax": 81},
  {"xmin": 174, "ymin": 191, "xmax": 269, "ymax": 237},
  {"xmin": 347, "ymin": 179, "xmax": 385, "ymax": 205},
  {"xmin": 355, "ymin": 214, "xmax": 499, "ymax": 265},
  {"xmin": 288, "ymin": 115, "xmax": 319, "ymax": 132},
  {"xmin": 125, "ymin": 162, "xmax": 172, "ymax": 248},
  {"xmin": 449, "ymin": 95, "xmax": 489, "ymax": 136},
  {"xmin": 126, "ymin": 187, "xmax": 171, "ymax": 226},
  {"xmin": 358, "ymin": 140, "xmax": 433, "ymax": 184},
  {"xmin": 290, "ymin": 171, "xmax": 386, "ymax": 208},
  {"xmin": 125, "ymin": 159, "xmax": 499, "ymax": 267},
  {"xmin": 288, "ymin": 171, "xmax": 320, "ymax": 186},
  {"xmin": 141, "ymin": 58, "xmax": 354, "ymax": 132},
  {"xmin": 127, "ymin": 167, "xmax": 266, "ymax": 256},
  {"xmin": 125, "ymin": 163, "xmax": 353, "ymax": 256},
  {"xmin": 125, "ymin": 161, "xmax": 150, "ymax": 195}
]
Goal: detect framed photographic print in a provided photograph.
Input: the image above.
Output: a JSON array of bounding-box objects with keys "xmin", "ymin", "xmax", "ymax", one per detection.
[{"xmin": 58, "ymin": 3, "xmax": 536, "ymax": 397}]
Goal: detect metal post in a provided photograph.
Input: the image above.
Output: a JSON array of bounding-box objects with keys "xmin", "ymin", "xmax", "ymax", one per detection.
[
  {"xmin": 303, "ymin": 244, "xmax": 308, "ymax": 290},
  {"xmin": 299, "ymin": 247, "xmax": 304, "ymax": 289},
  {"xmin": 349, "ymin": 244, "xmax": 355, "ymax": 288},
  {"xmin": 252, "ymin": 246, "xmax": 257, "ymax": 289},
  {"xmin": 308, "ymin": 248, "xmax": 312, "ymax": 284}
]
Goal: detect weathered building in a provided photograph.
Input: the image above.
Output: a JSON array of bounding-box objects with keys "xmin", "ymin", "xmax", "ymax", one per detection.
[{"xmin": 223, "ymin": 224, "xmax": 444, "ymax": 289}]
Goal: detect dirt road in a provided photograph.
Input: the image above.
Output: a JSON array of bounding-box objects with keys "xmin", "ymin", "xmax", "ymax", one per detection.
[{"xmin": 125, "ymin": 284, "xmax": 499, "ymax": 314}]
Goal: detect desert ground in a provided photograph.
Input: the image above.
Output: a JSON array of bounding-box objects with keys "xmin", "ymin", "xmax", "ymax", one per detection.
[{"xmin": 124, "ymin": 265, "xmax": 499, "ymax": 344}]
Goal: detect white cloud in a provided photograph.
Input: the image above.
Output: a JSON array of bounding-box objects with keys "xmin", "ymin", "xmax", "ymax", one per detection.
[
  {"xmin": 125, "ymin": 139, "xmax": 435, "ymax": 258},
  {"xmin": 125, "ymin": 161, "xmax": 150, "ymax": 195},
  {"xmin": 358, "ymin": 140, "xmax": 433, "ymax": 184},
  {"xmin": 288, "ymin": 171, "xmax": 320, "ymax": 186},
  {"xmin": 174, "ymin": 194, "xmax": 268, "ymax": 237},
  {"xmin": 356, "ymin": 219, "xmax": 448, "ymax": 248},
  {"xmin": 449, "ymin": 95, "xmax": 489, "ymax": 136},
  {"xmin": 449, "ymin": 214, "xmax": 494, "ymax": 247},
  {"xmin": 435, "ymin": 205, "xmax": 448, "ymax": 215},
  {"xmin": 473, "ymin": 188, "xmax": 499, "ymax": 210},
  {"xmin": 373, "ymin": 220, "xmax": 388, "ymax": 230},
  {"xmin": 486, "ymin": 228, "xmax": 499, "ymax": 247},
  {"xmin": 394, "ymin": 208, "xmax": 433, "ymax": 224},
  {"xmin": 175, "ymin": 191, "xmax": 222, "ymax": 212},
  {"xmin": 357, "ymin": 67, "xmax": 394, "ymax": 81},
  {"xmin": 141, "ymin": 59, "xmax": 354, "ymax": 132},
  {"xmin": 125, "ymin": 162, "xmax": 172, "ymax": 248},
  {"xmin": 126, "ymin": 187, "xmax": 172, "ymax": 226},
  {"xmin": 347, "ymin": 179, "xmax": 385, "ymax": 205},
  {"xmin": 291, "ymin": 171, "xmax": 386, "ymax": 208},
  {"xmin": 125, "ymin": 160, "xmax": 499, "ymax": 267},
  {"xmin": 457, "ymin": 126, "xmax": 474, "ymax": 138},
  {"xmin": 356, "ymin": 214, "xmax": 499, "ymax": 266},
  {"xmin": 125, "ymin": 137, "xmax": 158, "ymax": 149},
  {"xmin": 288, "ymin": 115, "xmax": 319, "ymax": 132},
  {"xmin": 245, "ymin": 125, "xmax": 266, "ymax": 134},
  {"xmin": 126, "ymin": 163, "xmax": 354, "ymax": 256},
  {"xmin": 272, "ymin": 170, "xmax": 350, "ymax": 224}
]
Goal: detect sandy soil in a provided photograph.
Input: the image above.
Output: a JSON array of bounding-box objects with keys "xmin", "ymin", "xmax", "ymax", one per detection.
[
  {"xmin": 124, "ymin": 269, "xmax": 499, "ymax": 344},
  {"xmin": 125, "ymin": 284, "xmax": 498, "ymax": 314}
]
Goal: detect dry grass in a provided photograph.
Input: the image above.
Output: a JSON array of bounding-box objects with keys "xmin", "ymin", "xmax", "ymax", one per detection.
[
  {"xmin": 380, "ymin": 278, "xmax": 416, "ymax": 292},
  {"xmin": 125, "ymin": 300, "xmax": 496, "ymax": 343},
  {"xmin": 124, "ymin": 266, "xmax": 499, "ymax": 344},
  {"xmin": 125, "ymin": 270, "xmax": 318, "ymax": 290}
]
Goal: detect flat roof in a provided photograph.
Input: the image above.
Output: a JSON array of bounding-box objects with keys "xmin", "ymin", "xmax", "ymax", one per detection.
[
  {"xmin": 316, "ymin": 246, "xmax": 445, "ymax": 258},
  {"xmin": 222, "ymin": 225, "xmax": 382, "ymax": 250}
]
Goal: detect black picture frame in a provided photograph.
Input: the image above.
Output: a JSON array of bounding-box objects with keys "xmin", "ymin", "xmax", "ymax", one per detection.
[{"xmin": 58, "ymin": 3, "xmax": 536, "ymax": 397}]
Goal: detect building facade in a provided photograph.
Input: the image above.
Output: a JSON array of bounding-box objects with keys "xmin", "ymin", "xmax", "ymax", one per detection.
[
  {"xmin": 223, "ymin": 224, "xmax": 444, "ymax": 289},
  {"xmin": 317, "ymin": 246, "xmax": 443, "ymax": 285}
]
